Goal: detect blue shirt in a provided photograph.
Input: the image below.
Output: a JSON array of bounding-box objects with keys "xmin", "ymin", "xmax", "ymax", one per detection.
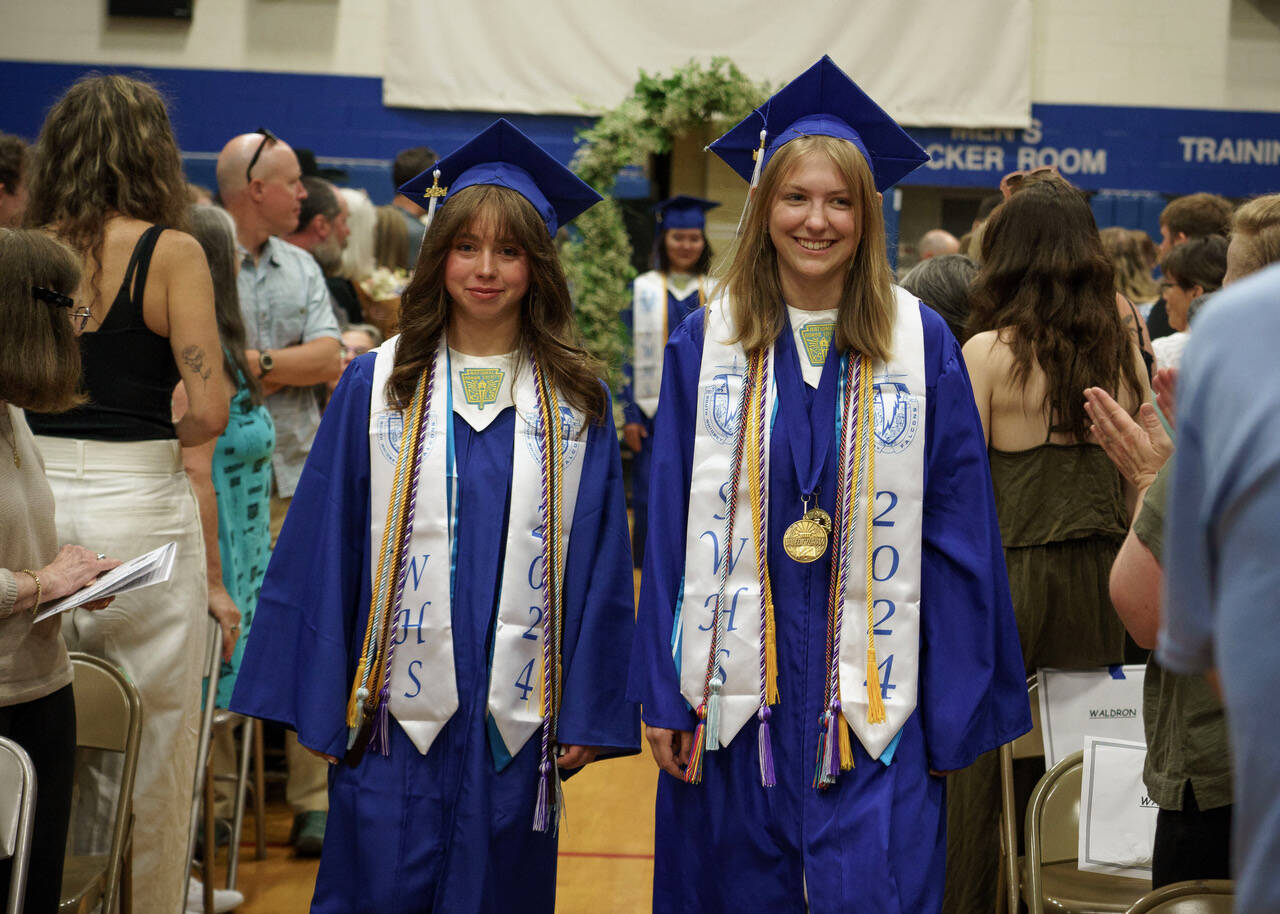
[
  {"xmin": 237, "ymin": 236, "xmax": 340, "ymax": 498},
  {"xmin": 1161, "ymin": 261, "xmax": 1280, "ymax": 913}
]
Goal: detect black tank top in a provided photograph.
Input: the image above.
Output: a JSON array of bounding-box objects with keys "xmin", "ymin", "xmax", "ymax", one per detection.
[{"xmin": 29, "ymin": 225, "xmax": 181, "ymax": 441}]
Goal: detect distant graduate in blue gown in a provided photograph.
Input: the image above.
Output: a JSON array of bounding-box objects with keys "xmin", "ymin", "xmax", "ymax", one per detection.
[
  {"xmin": 626, "ymin": 57, "xmax": 1031, "ymax": 913},
  {"xmin": 621, "ymin": 195, "xmax": 719, "ymax": 567},
  {"xmin": 232, "ymin": 119, "xmax": 640, "ymax": 914}
]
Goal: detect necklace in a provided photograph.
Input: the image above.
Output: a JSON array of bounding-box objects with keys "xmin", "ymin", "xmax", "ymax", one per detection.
[{"xmin": 1, "ymin": 407, "xmax": 19, "ymax": 469}]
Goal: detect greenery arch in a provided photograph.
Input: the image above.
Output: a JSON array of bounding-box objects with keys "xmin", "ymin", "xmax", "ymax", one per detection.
[{"xmin": 561, "ymin": 58, "xmax": 771, "ymax": 401}]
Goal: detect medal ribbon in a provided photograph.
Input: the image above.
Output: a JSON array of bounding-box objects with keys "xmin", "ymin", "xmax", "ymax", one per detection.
[{"xmin": 773, "ymin": 320, "xmax": 841, "ymax": 507}]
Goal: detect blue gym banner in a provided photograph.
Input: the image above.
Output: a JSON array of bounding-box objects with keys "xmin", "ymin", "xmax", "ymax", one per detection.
[{"xmin": 903, "ymin": 103, "xmax": 1280, "ymax": 197}]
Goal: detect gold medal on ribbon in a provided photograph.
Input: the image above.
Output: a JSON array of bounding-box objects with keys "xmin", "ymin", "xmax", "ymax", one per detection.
[
  {"xmin": 804, "ymin": 507, "xmax": 832, "ymax": 532},
  {"xmin": 783, "ymin": 516, "xmax": 829, "ymax": 563}
]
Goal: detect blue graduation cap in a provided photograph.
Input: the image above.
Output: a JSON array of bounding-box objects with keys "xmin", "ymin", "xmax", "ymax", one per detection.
[
  {"xmin": 653, "ymin": 195, "xmax": 721, "ymax": 231},
  {"xmin": 709, "ymin": 56, "xmax": 928, "ymax": 193},
  {"xmin": 397, "ymin": 118, "xmax": 601, "ymax": 235}
]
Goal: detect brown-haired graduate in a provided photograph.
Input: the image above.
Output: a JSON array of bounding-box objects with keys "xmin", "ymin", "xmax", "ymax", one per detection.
[
  {"xmin": 230, "ymin": 119, "xmax": 640, "ymax": 912},
  {"xmin": 627, "ymin": 57, "xmax": 1030, "ymax": 913}
]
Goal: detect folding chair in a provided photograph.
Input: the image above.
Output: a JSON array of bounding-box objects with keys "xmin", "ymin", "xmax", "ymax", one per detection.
[
  {"xmin": 1124, "ymin": 879, "xmax": 1233, "ymax": 914},
  {"xmin": 999, "ymin": 674, "xmax": 1042, "ymax": 914},
  {"xmin": 61, "ymin": 654, "xmax": 142, "ymax": 914},
  {"xmin": 1023, "ymin": 750, "xmax": 1149, "ymax": 914},
  {"xmin": 207, "ymin": 711, "xmax": 268, "ymax": 890},
  {"xmin": 0, "ymin": 737, "xmax": 36, "ymax": 914},
  {"xmin": 183, "ymin": 618, "xmax": 221, "ymax": 914}
]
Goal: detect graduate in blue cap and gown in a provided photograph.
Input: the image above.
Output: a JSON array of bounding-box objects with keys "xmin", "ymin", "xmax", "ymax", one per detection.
[
  {"xmin": 231, "ymin": 118, "xmax": 640, "ymax": 914},
  {"xmin": 622, "ymin": 195, "xmax": 719, "ymax": 567},
  {"xmin": 627, "ymin": 57, "xmax": 1031, "ymax": 913}
]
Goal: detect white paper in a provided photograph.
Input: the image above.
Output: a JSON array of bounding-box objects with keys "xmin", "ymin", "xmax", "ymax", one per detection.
[
  {"xmin": 1078, "ymin": 736, "xmax": 1157, "ymax": 879},
  {"xmin": 34, "ymin": 541, "xmax": 177, "ymax": 621},
  {"xmin": 1038, "ymin": 665, "xmax": 1147, "ymax": 769}
]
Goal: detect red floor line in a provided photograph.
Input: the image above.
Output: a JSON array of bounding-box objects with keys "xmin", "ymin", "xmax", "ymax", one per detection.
[{"xmin": 557, "ymin": 850, "xmax": 655, "ymax": 860}]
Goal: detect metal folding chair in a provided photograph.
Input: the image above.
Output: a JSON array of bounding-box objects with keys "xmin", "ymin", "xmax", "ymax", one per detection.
[
  {"xmin": 1124, "ymin": 879, "xmax": 1233, "ymax": 913},
  {"xmin": 0, "ymin": 737, "xmax": 36, "ymax": 914}
]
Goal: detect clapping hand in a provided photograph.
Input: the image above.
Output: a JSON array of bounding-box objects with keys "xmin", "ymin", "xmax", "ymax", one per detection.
[{"xmin": 1083, "ymin": 387, "xmax": 1173, "ymax": 489}]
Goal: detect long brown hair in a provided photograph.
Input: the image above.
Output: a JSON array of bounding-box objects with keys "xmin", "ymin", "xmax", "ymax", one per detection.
[
  {"xmin": 389, "ymin": 184, "xmax": 606, "ymax": 421},
  {"xmin": 188, "ymin": 205, "xmax": 261, "ymax": 405},
  {"xmin": 25, "ymin": 74, "xmax": 191, "ymax": 308},
  {"xmin": 969, "ymin": 180, "xmax": 1144, "ymax": 440},
  {"xmin": 0, "ymin": 228, "xmax": 86, "ymax": 411},
  {"xmin": 717, "ymin": 134, "xmax": 896, "ymax": 363},
  {"xmin": 1099, "ymin": 226, "xmax": 1159, "ymax": 303}
]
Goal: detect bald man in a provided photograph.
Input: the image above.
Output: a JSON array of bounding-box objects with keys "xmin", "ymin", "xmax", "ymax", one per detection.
[
  {"xmin": 216, "ymin": 132, "xmax": 340, "ymax": 855},
  {"xmin": 918, "ymin": 228, "xmax": 961, "ymax": 260}
]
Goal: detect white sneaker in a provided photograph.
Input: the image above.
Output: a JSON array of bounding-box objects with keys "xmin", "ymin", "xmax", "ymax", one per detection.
[{"xmin": 186, "ymin": 876, "xmax": 244, "ymax": 913}]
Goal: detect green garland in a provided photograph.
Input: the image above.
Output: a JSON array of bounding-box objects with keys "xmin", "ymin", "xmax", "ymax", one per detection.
[{"xmin": 562, "ymin": 58, "xmax": 771, "ymax": 413}]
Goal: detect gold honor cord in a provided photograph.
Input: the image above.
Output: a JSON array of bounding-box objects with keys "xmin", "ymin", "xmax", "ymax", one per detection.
[
  {"xmin": 744, "ymin": 349, "xmax": 778, "ymax": 707},
  {"xmin": 858, "ymin": 356, "xmax": 887, "ymax": 725},
  {"xmin": 346, "ymin": 363, "xmax": 433, "ymax": 761}
]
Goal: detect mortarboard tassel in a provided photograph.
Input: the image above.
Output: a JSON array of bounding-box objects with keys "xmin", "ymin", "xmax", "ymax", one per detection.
[
  {"xmin": 704, "ymin": 676, "xmax": 722, "ymax": 751},
  {"xmin": 422, "ymin": 168, "xmax": 445, "ymax": 233},
  {"xmin": 757, "ymin": 706, "xmax": 776, "ymax": 787},
  {"xmin": 733, "ymin": 129, "xmax": 768, "ymax": 236}
]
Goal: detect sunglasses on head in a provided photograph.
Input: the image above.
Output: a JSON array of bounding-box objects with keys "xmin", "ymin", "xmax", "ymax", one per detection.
[
  {"xmin": 33, "ymin": 286, "xmax": 94, "ymax": 331},
  {"xmin": 245, "ymin": 127, "xmax": 279, "ymax": 184},
  {"xmin": 999, "ymin": 165, "xmax": 1059, "ymax": 199}
]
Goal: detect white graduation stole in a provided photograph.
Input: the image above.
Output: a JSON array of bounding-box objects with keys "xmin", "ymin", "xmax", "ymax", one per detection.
[
  {"xmin": 631, "ymin": 271, "xmax": 669, "ymax": 418},
  {"xmin": 680, "ymin": 287, "xmax": 926, "ymax": 760},
  {"xmin": 368, "ymin": 336, "xmax": 588, "ymax": 757}
]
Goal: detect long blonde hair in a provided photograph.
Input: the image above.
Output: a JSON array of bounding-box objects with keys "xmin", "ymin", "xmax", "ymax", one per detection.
[{"xmin": 717, "ymin": 134, "xmax": 896, "ymax": 363}]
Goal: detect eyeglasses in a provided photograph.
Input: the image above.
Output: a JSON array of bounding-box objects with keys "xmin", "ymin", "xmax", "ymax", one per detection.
[
  {"xmin": 32, "ymin": 285, "xmax": 94, "ymax": 331},
  {"xmin": 341, "ymin": 344, "xmax": 372, "ymax": 359},
  {"xmin": 1000, "ymin": 165, "xmax": 1059, "ymax": 199},
  {"xmin": 245, "ymin": 127, "xmax": 279, "ymax": 183}
]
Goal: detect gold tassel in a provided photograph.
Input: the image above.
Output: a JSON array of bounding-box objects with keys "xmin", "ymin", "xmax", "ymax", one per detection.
[
  {"xmin": 838, "ymin": 712, "xmax": 855, "ymax": 770},
  {"xmin": 865, "ymin": 645, "xmax": 887, "ymax": 724}
]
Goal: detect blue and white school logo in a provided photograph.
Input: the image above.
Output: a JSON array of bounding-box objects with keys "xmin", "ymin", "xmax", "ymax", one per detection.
[
  {"xmin": 523, "ymin": 405, "xmax": 583, "ymax": 468},
  {"xmin": 375, "ymin": 410, "xmax": 439, "ymax": 464},
  {"xmin": 873, "ymin": 378, "xmax": 920, "ymax": 454},
  {"xmin": 700, "ymin": 365, "xmax": 742, "ymax": 445}
]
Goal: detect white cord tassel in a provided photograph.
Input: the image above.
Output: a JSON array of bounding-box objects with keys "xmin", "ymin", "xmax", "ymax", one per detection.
[
  {"xmin": 423, "ymin": 168, "xmax": 443, "ymax": 233},
  {"xmin": 734, "ymin": 128, "xmax": 768, "ymax": 237}
]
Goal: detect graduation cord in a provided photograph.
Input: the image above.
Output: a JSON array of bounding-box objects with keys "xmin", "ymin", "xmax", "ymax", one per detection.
[
  {"xmin": 816, "ymin": 353, "xmax": 861, "ymax": 788},
  {"xmin": 746, "ymin": 347, "xmax": 779, "ymax": 787},
  {"xmin": 685, "ymin": 348, "xmax": 756, "ymax": 785},
  {"xmin": 532, "ymin": 358, "xmax": 567, "ymax": 833},
  {"xmin": 345, "ymin": 354, "xmax": 435, "ymax": 760}
]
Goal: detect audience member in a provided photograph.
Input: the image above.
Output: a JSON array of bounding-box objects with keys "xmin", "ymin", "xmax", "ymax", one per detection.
[
  {"xmin": 0, "ymin": 228, "xmax": 119, "ymax": 914},
  {"xmin": 898, "ymin": 252, "xmax": 976, "ymax": 341},
  {"xmin": 948, "ymin": 178, "xmax": 1148, "ymax": 914},
  {"xmin": 1147, "ymin": 193, "xmax": 1234, "ymax": 338},
  {"xmin": 337, "ymin": 187, "xmax": 377, "ymax": 296},
  {"xmin": 24, "ymin": 74, "xmax": 230, "ymax": 914},
  {"xmin": 1160, "ymin": 261, "xmax": 1280, "ymax": 914},
  {"xmin": 1223, "ymin": 192, "xmax": 1280, "ymax": 283},
  {"xmin": 0, "ymin": 133, "xmax": 29, "ymax": 227},
  {"xmin": 959, "ymin": 191, "xmax": 1004, "ymax": 260},
  {"xmin": 388, "ymin": 145, "xmax": 437, "ymax": 265},
  {"xmin": 1152, "ymin": 235, "xmax": 1227, "ymax": 370},
  {"xmin": 917, "ymin": 227, "xmax": 960, "ymax": 260},
  {"xmin": 328, "ymin": 322, "xmax": 382, "ymax": 397},
  {"xmin": 1101, "ymin": 226, "xmax": 1161, "ymax": 318},
  {"xmin": 216, "ymin": 129, "xmax": 341, "ymax": 857},
  {"xmin": 374, "ymin": 203, "xmax": 411, "ymax": 272},
  {"xmin": 284, "ymin": 175, "xmax": 355, "ymax": 323}
]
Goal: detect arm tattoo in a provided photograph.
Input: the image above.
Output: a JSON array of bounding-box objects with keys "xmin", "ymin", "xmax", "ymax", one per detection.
[{"xmin": 182, "ymin": 345, "xmax": 214, "ymax": 382}]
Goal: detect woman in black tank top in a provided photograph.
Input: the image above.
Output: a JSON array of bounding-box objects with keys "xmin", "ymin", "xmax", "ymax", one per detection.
[{"xmin": 22, "ymin": 74, "xmax": 229, "ymax": 914}]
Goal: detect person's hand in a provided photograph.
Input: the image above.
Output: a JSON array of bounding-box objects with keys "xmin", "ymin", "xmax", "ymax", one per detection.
[
  {"xmin": 622, "ymin": 423, "xmax": 648, "ymax": 453},
  {"xmin": 1083, "ymin": 388, "xmax": 1173, "ymax": 490},
  {"xmin": 1153, "ymin": 367, "xmax": 1179, "ymax": 429},
  {"xmin": 556, "ymin": 745, "xmax": 600, "ymax": 770},
  {"xmin": 207, "ymin": 587, "xmax": 242, "ymax": 662},
  {"xmin": 38, "ymin": 545, "xmax": 121, "ymax": 603},
  {"xmin": 645, "ymin": 725, "xmax": 693, "ymax": 779},
  {"xmin": 303, "ymin": 746, "xmax": 339, "ymax": 765},
  {"xmin": 930, "ymin": 768, "xmax": 957, "ymax": 778}
]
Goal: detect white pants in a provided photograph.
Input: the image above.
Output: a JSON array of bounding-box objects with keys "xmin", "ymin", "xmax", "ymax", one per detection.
[{"xmin": 37, "ymin": 436, "xmax": 208, "ymax": 914}]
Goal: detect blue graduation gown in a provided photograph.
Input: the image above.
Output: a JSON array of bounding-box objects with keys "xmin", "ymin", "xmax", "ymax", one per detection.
[
  {"xmin": 627, "ymin": 304, "xmax": 1030, "ymax": 914},
  {"xmin": 231, "ymin": 354, "xmax": 640, "ymax": 914},
  {"xmin": 621, "ymin": 277, "xmax": 705, "ymax": 567}
]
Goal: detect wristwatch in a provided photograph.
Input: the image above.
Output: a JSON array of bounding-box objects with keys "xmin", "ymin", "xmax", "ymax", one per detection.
[{"xmin": 258, "ymin": 349, "xmax": 275, "ymax": 376}]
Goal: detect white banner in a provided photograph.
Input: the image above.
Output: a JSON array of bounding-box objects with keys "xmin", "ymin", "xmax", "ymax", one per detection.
[
  {"xmin": 1038, "ymin": 665, "xmax": 1147, "ymax": 769},
  {"xmin": 1078, "ymin": 736, "xmax": 1157, "ymax": 880},
  {"xmin": 384, "ymin": 1, "xmax": 1032, "ymax": 128}
]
